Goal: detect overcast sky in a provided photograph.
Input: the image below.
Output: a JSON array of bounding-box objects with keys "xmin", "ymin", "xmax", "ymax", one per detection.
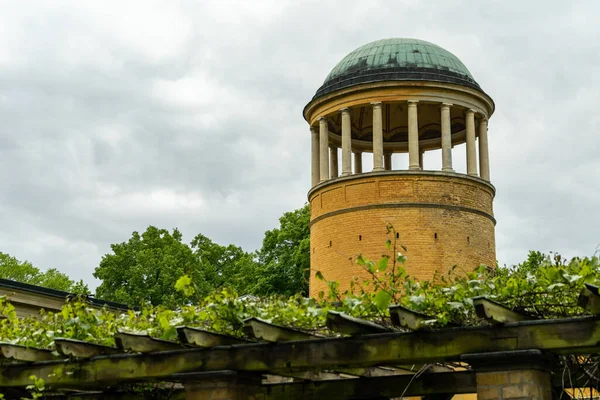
[{"xmin": 0, "ymin": 0, "xmax": 598, "ymax": 289}]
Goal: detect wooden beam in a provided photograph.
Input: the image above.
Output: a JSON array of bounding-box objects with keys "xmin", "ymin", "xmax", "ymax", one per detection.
[
  {"xmin": 54, "ymin": 338, "xmax": 120, "ymax": 358},
  {"xmin": 388, "ymin": 305, "xmax": 437, "ymax": 330},
  {"xmin": 0, "ymin": 343, "xmax": 55, "ymax": 362},
  {"xmin": 243, "ymin": 317, "xmax": 316, "ymax": 342},
  {"xmin": 472, "ymin": 296, "xmax": 532, "ymax": 323},
  {"xmin": 579, "ymin": 283, "xmax": 600, "ymax": 315},
  {"xmin": 2, "ymin": 316, "xmax": 600, "ymax": 388},
  {"xmin": 326, "ymin": 311, "xmax": 390, "ymax": 335},
  {"xmin": 259, "ymin": 371, "xmax": 476, "ymax": 400},
  {"xmin": 114, "ymin": 332, "xmax": 185, "ymax": 352},
  {"xmin": 177, "ymin": 327, "xmax": 252, "ymax": 347}
]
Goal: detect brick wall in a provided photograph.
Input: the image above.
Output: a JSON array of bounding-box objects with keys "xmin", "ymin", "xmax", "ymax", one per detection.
[
  {"xmin": 308, "ymin": 171, "xmax": 496, "ymax": 297},
  {"xmin": 476, "ymin": 370, "xmax": 552, "ymax": 400}
]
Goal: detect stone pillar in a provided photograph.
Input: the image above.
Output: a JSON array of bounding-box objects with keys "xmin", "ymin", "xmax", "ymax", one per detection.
[
  {"xmin": 371, "ymin": 102, "xmax": 384, "ymax": 172},
  {"xmin": 329, "ymin": 146, "xmax": 338, "ymax": 178},
  {"xmin": 340, "ymin": 108, "xmax": 352, "ymax": 176},
  {"xmin": 463, "ymin": 350, "xmax": 554, "ymax": 400},
  {"xmin": 384, "ymin": 152, "xmax": 392, "ymax": 171},
  {"xmin": 479, "ymin": 117, "xmax": 490, "ymax": 181},
  {"xmin": 319, "ymin": 117, "xmax": 329, "ymax": 182},
  {"xmin": 408, "ymin": 100, "xmax": 420, "ymax": 170},
  {"xmin": 182, "ymin": 371, "xmax": 262, "ymax": 400},
  {"xmin": 310, "ymin": 126, "xmax": 320, "ymax": 186},
  {"xmin": 354, "ymin": 151, "xmax": 363, "ymax": 174},
  {"xmin": 441, "ymin": 103, "xmax": 453, "ymax": 172},
  {"xmin": 466, "ymin": 109, "xmax": 478, "ymax": 176}
]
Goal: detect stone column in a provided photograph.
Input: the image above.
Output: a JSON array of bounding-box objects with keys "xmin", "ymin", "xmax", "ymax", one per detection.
[
  {"xmin": 371, "ymin": 102, "xmax": 384, "ymax": 172},
  {"xmin": 464, "ymin": 350, "xmax": 553, "ymax": 400},
  {"xmin": 419, "ymin": 151, "xmax": 424, "ymax": 170},
  {"xmin": 441, "ymin": 103, "xmax": 453, "ymax": 172},
  {"xmin": 408, "ymin": 100, "xmax": 420, "ymax": 170},
  {"xmin": 340, "ymin": 108, "xmax": 352, "ymax": 176},
  {"xmin": 329, "ymin": 146, "xmax": 338, "ymax": 178},
  {"xmin": 319, "ymin": 117, "xmax": 329, "ymax": 182},
  {"xmin": 354, "ymin": 151, "xmax": 363, "ymax": 174},
  {"xmin": 310, "ymin": 126, "xmax": 319, "ymax": 186},
  {"xmin": 479, "ymin": 117, "xmax": 490, "ymax": 181},
  {"xmin": 384, "ymin": 152, "xmax": 392, "ymax": 170},
  {"xmin": 465, "ymin": 109, "xmax": 478, "ymax": 176}
]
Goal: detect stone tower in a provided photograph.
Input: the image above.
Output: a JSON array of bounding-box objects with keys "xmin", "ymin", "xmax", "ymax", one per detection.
[{"xmin": 304, "ymin": 38, "xmax": 496, "ymax": 297}]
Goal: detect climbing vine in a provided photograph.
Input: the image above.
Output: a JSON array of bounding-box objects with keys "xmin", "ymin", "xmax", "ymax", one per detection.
[{"xmin": 0, "ymin": 226, "xmax": 598, "ymax": 350}]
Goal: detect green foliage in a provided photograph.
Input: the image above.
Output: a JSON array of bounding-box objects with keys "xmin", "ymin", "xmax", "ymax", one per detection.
[
  {"xmin": 94, "ymin": 205, "xmax": 310, "ymax": 307},
  {"xmin": 0, "ymin": 252, "xmax": 85, "ymax": 293},
  {"xmin": 0, "ymin": 242, "xmax": 598, "ymax": 374},
  {"xmin": 251, "ymin": 204, "xmax": 310, "ymax": 296},
  {"xmin": 338, "ymin": 226, "xmax": 599, "ymax": 326},
  {"xmin": 93, "ymin": 227, "xmax": 206, "ymax": 307}
]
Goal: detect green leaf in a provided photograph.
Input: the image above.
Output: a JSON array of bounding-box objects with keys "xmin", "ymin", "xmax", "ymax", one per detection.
[
  {"xmin": 373, "ymin": 290, "xmax": 392, "ymax": 311},
  {"xmin": 377, "ymin": 256, "xmax": 389, "ymax": 272},
  {"xmin": 315, "ymin": 271, "xmax": 324, "ymax": 281}
]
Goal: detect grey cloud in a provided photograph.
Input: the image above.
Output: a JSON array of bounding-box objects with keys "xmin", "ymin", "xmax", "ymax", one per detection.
[{"xmin": 0, "ymin": 0, "xmax": 598, "ymax": 289}]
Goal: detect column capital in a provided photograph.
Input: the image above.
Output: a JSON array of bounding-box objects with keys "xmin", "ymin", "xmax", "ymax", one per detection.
[
  {"xmin": 310, "ymin": 126, "xmax": 318, "ymax": 134},
  {"xmin": 407, "ymin": 99, "xmax": 419, "ymax": 106},
  {"xmin": 479, "ymin": 115, "xmax": 489, "ymax": 123},
  {"xmin": 441, "ymin": 102, "xmax": 453, "ymax": 108},
  {"xmin": 339, "ymin": 107, "xmax": 351, "ymax": 114},
  {"xmin": 465, "ymin": 108, "xmax": 476, "ymax": 116},
  {"xmin": 370, "ymin": 101, "xmax": 383, "ymax": 109},
  {"xmin": 319, "ymin": 116, "xmax": 328, "ymax": 123}
]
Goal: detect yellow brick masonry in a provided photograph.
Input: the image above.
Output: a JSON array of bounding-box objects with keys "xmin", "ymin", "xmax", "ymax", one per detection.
[
  {"xmin": 476, "ymin": 370, "xmax": 552, "ymax": 400},
  {"xmin": 308, "ymin": 172, "xmax": 495, "ymax": 297}
]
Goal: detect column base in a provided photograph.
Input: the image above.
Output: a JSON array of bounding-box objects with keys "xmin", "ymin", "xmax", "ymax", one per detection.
[
  {"xmin": 442, "ymin": 167, "xmax": 455, "ymax": 172},
  {"xmin": 341, "ymin": 172, "xmax": 352, "ymax": 177},
  {"xmin": 409, "ymin": 166, "xmax": 421, "ymax": 171},
  {"xmin": 468, "ymin": 172, "xmax": 479, "ymax": 177},
  {"xmin": 372, "ymin": 167, "xmax": 385, "ymax": 172}
]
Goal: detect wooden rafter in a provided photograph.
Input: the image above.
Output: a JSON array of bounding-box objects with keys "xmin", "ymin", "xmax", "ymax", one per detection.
[
  {"xmin": 54, "ymin": 338, "xmax": 120, "ymax": 358},
  {"xmin": 1, "ymin": 315, "xmax": 599, "ymax": 388},
  {"xmin": 326, "ymin": 311, "xmax": 390, "ymax": 336},
  {"xmin": 472, "ymin": 296, "xmax": 533, "ymax": 324}
]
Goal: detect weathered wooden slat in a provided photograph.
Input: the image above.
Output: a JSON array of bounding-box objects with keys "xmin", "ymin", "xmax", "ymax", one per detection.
[
  {"xmin": 326, "ymin": 311, "xmax": 390, "ymax": 335},
  {"xmin": 2, "ymin": 316, "xmax": 600, "ymax": 388},
  {"xmin": 243, "ymin": 318, "xmax": 393, "ymax": 379},
  {"xmin": 472, "ymin": 296, "xmax": 532, "ymax": 323},
  {"xmin": 114, "ymin": 331, "xmax": 185, "ymax": 352},
  {"xmin": 54, "ymin": 338, "xmax": 120, "ymax": 358},
  {"xmin": 262, "ymin": 371, "xmax": 475, "ymax": 399},
  {"xmin": 0, "ymin": 343, "xmax": 55, "ymax": 362},
  {"xmin": 243, "ymin": 317, "xmax": 316, "ymax": 342},
  {"xmin": 388, "ymin": 305, "xmax": 437, "ymax": 330},
  {"xmin": 177, "ymin": 326, "xmax": 251, "ymax": 347},
  {"xmin": 579, "ymin": 283, "xmax": 600, "ymax": 314}
]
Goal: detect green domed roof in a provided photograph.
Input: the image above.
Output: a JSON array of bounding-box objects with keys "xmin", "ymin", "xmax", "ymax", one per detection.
[{"xmin": 314, "ymin": 38, "xmax": 480, "ymax": 98}]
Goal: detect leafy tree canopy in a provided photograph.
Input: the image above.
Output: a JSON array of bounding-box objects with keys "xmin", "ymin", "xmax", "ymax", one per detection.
[
  {"xmin": 0, "ymin": 252, "xmax": 87, "ymax": 293},
  {"xmin": 251, "ymin": 204, "xmax": 310, "ymax": 296},
  {"xmin": 93, "ymin": 205, "xmax": 310, "ymax": 306}
]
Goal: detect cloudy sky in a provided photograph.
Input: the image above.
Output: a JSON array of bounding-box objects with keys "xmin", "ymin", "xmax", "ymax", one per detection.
[{"xmin": 0, "ymin": 0, "xmax": 598, "ymax": 288}]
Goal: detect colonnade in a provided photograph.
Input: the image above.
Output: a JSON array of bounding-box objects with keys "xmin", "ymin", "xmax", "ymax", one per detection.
[{"xmin": 310, "ymin": 101, "xmax": 490, "ymax": 187}]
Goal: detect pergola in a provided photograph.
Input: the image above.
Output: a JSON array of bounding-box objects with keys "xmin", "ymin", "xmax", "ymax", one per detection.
[{"xmin": 1, "ymin": 289, "xmax": 600, "ymax": 400}]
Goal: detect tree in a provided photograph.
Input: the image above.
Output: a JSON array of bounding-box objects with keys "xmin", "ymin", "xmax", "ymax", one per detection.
[
  {"xmin": 190, "ymin": 233, "xmax": 257, "ymax": 294},
  {"xmin": 93, "ymin": 226, "xmax": 205, "ymax": 307},
  {"xmin": 0, "ymin": 252, "xmax": 85, "ymax": 293},
  {"xmin": 251, "ymin": 204, "xmax": 310, "ymax": 296}
]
